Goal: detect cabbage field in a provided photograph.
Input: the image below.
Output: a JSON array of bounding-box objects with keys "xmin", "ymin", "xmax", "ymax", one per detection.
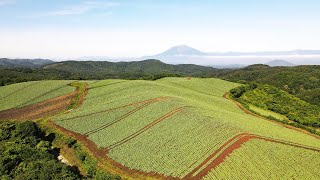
[
  {"xmin": 52, "ymin": 77, "xmax": 320, "ymax": 179},
  {"xmin": 0, "ymin": 80, "xmax": 75, "ymax": 111},
  {"xmin": 1, "ymin": 78, "xmax": 319, "ymax": 179}
]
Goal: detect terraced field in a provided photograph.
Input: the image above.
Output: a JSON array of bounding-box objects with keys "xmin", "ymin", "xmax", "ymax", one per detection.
[
  {"xmin": 0, "ymin": 78, "xmax": 319, "ymax": 178},
  {"xmin": 0, "ymin": 80, "xmax": 76, "ymax": 111},
  {"xmin": 0, "ymin": 80, "xmax": 77, "ymax": 120},
  {"xmin": 50, "ymin": 77, "xmax": 320, "ymax": 179}
]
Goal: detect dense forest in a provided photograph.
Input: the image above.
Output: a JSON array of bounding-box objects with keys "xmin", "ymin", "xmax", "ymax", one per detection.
[
  {"xmin": 0, "ymin": 121, "xmax": 121, "ymax": 180},
  {"xmin": 230, "ymin": 83, "xmax": 320, "ymax": 134},
  {"xmin": 0, "ymin": 121, "xmax": 81, "ymax": 179},
  {"xmin": 219, "ymin": 64, "xmax": 320, "ymax": 107}
]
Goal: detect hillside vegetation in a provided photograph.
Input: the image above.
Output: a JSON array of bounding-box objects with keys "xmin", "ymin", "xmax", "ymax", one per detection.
[
  {"xmin": 0, "ymin": 121, "xmax": 81, "ymax": 179},
  {"xmin": 0, "ymin": 58, "xmax": 54, "ymax": 68},
  {"xmin": 0, "ymin": 59, "xmax": 217, "ymax": 86},
  {"xmin": 230, "ymin": 83, "xmax": 320, "ymax": 133},
  {"xmin": 220, "ymin": 65, "xmax": 320, "ymax": 106}
]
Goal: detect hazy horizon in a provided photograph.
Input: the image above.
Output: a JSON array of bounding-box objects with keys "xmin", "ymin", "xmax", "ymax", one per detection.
[{"xmin": 1, "ymin": 0, "xmax": 320, "ymax": 65}]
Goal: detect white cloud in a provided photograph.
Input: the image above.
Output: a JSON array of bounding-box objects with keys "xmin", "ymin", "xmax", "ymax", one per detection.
[{"xmin": 29, "ymin": 1, "xmax": 119, "ymax": 17}]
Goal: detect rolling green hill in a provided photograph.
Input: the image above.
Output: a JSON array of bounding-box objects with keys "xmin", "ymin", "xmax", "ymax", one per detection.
[
  {"xmin": 42, "ymin": 60, "xmax": 216, "ymax": 78},
  {"xmin": 48, "ymin": 77, "xmax": 320, "ymax": 179},
  {"xmin": 0, "ymin": 59, "xmax": 218, "ymax": 86},
  {"xmin": 1, "ymin": 60, "xmax": 319, "ymax": 109},
  {"xmin": 0, "ymin": 58, "xmax": 54, "ymax": 68},
  {"xmin": 0, "ymin": 78, "xmax": 320, "ymax": 179}
]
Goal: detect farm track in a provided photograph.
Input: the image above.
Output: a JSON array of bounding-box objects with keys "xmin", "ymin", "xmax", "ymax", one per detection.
[
  {"xmin": 58, "ymin": 96, "xmax": 170, "ymax": 122},
  {"xmin": 186, "ymin": 132, "xmax": 320, "ymax": 180},
  {"xmin": 49, "ymin": 121, "xmax": 178, "ymax": 180},
  {"xmin": 84, "ymin": 97, "xmax": 170, "ymax": 136},
  {"xmin": 0, "ymin": 92, "xmax": 77, "ymax": 120},
  {"xmin": 17, "ymin": 82, "xmax": 75, "ymax": 108},
  {"xmin": 0, "ymin": 82, "xmax": 87, "ymax": 120},
  {"xmin": 108, "ymin": 107, "xmax": 185, "ymax": 149}
]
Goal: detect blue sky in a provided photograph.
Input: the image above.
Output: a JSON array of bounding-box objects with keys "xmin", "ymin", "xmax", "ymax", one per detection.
[{"xmin": 1, "ymin": 0, "xmax": 320, "ymax": 58}]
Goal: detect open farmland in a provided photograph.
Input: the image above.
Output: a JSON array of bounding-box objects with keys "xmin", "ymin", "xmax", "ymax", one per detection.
[
  {"xmin": 0, "ymin": 80, "xmax": 76, "ymax": 111},
  {"xmin": 203, "ymin": 139, "xmax": 320, "ymax": 179},
  {"xmin": 0, "ymin": 80, "xmax": 78, "ymax": 120},
  {"xmin": 51, "ymin": 77, "xmax": 320, "ymax": 179}
]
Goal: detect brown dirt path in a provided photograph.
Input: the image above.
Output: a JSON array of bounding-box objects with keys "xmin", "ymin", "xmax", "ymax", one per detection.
[
  {"xmin": 108, "ymin": 107, "xmax": 185, "ymax": 149},
  {"xmin": 0, "ymin": 92, "xmax": 77, "ymax": 120},
  {"xmin": 84, "ymin": 97, "xmax": 170, "ymax": 136},
  {"xmin": 0, "ymin": 82, "xmax": 88, "ymax": 120},
  {"xmin": 58, "ymin": 96, "xmax": 170, "ymax": 122},
  {"xmin": 48, "ymin": 120, "xmax": 178, "ymax": 180},
  {"xmin": 183, "ymin": 133, "xmax": 250, "ymax": 179},
  {"xmin": 186, "ymin": 133, "xmax": 320, "ymax": 180}
]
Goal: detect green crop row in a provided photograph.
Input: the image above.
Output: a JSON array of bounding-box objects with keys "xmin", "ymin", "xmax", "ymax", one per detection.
[
  {"xmin": 51, "ymin": 77, "xmax": 320, "ymax": 178},
  {"xmin": 0, "ymin": 80, "xmax": 75, "ymax": 111},
  {"xmin": 203, "ymin": 139, "xmax": 320, "ymax": 179}
]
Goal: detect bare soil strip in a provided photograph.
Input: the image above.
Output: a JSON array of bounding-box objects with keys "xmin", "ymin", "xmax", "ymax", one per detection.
[
  {"xmin": 17, "ymin": 82, "xmax": 74, "ymax": 108},
  {"xmin": 0, "ymin": 82, "xmax": 87, "ymax": 120},
  {"xmin": 187, "ymin": 133, "xmax": 320, "ymax": 180},
  {"xmin": 108, "ymin": 107, "xmax": 185, "ymax": 149},
  {"xmin": 84, "ymin": 100, "xmax": 157, "ymax": 136},
  {"xmin": 183, "ymin": 133, "xmax": 250, "ymax": 179},
  {"xmin": 84, "ymin": 97, "xmax": 170, "ymax": 136},
  {"xmin": 0, "ymin": 92, "xmax": 77, "ymax": 120},
  {"xmin": 58, "ymin": 96, "xmax": 170, "ymax": 122},
  {"xmin": 49, "ymin": 121, "xmax": 178, "ymax": 180}
]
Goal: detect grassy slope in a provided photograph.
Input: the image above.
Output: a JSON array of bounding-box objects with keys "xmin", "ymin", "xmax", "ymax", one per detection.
[
  {"xmin": 0, "ymin": 80, "xmax": 76, "ymax": 111},
  {"xmin": 53, "ymin": 77, "xmax": 320, "ymax": 178},
  {"xmin": 248, "ymin": 104, "xmax": 288, "ymax": 121}
]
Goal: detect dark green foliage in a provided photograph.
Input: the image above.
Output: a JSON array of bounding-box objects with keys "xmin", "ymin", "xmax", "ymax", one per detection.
[
  {"xmin": 0, "ymin": 121, "xmax": 81, "ymax": 179},
  {"xmin": 230, "ymin": 84, "xmax": 320, "ymax": 130},
  {"xmin": 219, "ymin": 65, "xmax": 320, "ymax": 106},
  {"xmin": 0, "ymin": 60, "xmax": 219, "ymax": 86},
  {"xmin": 230, "ymin": 83, "xmax": 258, "ymax": 98}
]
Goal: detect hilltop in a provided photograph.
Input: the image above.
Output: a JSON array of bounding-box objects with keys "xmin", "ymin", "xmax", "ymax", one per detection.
[
  {"xmin": 0, "ymin": 58, "xmax": 54, "ymax": 68},
  {"xmin": 265, "ymin": 60, "xmax": 296, "ymax": 67}
]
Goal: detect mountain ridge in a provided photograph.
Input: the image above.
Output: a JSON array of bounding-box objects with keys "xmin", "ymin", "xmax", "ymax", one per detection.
[{"xmin": 265, "ymin": 60, "xmax": 296, "ymax": 67}]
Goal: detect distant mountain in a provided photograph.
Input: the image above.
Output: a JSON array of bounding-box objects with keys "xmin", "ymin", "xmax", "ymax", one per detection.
[
  {"xmin": 0, "ymin": 58, "xmax": 55, "ymax": 68},
  {"xmin": 207, "ymin": 50, "xmax": 320, "ymax": 56},
  {"xmin": 265, "ymin": 60, "xmax": 296, "ymax": 67},
  {"xmin": 155, "ymin": 45, "xmax": 207, "ymax": 56},
  {"xmin": 154, "ymin": 46, "xmax": 320, "ymax": 57}
]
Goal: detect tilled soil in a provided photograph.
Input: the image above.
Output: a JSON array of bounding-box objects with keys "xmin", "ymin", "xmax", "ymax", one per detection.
[{"xmin": 0, "ymin": 92, "xmax": 77, "ymax": 120}]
